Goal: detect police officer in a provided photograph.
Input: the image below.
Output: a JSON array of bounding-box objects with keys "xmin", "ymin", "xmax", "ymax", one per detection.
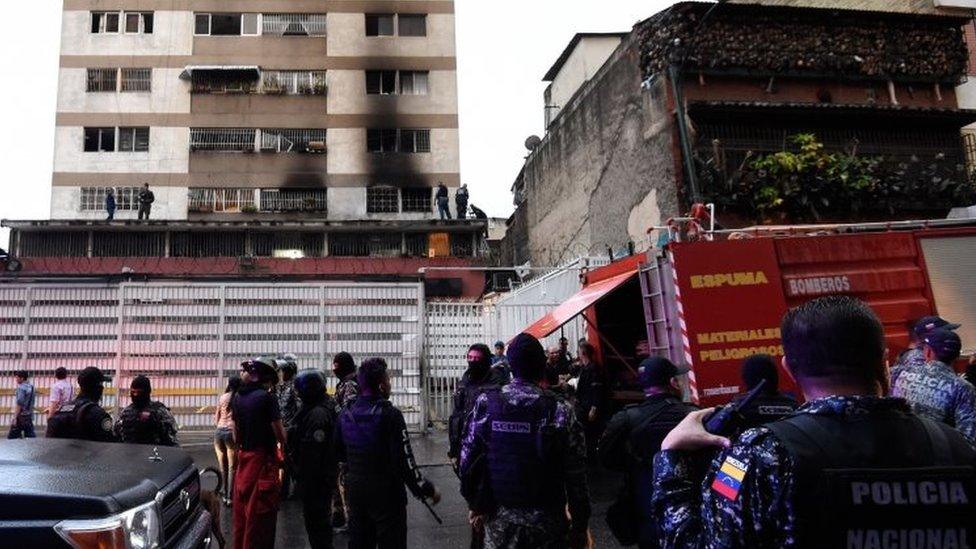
[
  {"xmin": 289, "ymin": 370, "xmax": 339, "ymax": 549},
  {"xmin": 276, "ymin": 355, "xmax": 301, "ymax": 499},
  {"xmin": 598, "ymin": 357, "xmax": 698, "ymax": 548},
  {"xmin": 652, "ymin": 296, "xmax": 976, "ymax": 547},
  {"xmin": 491, "ymin": 341, "xmax": 512, "ymax": 384},
  {"xmin": 115, "ymin": 375, "xmax": 179, "ymax": 446},
  {"xmin": 232, "ymin": 358, "xmax": 286, "ymax": 549},
  {"xmin": 46, "ymin": 366, "xmax": 117, "ymax": 442},
  {"xmin": 460, "ymin": 333, "xmax": 591, "ymax": 549},
  {"xmin": 731, "ymin": 354, "xmax": 798, "ymax": 431},
  {"xmin": 449, "ymin": 344, "xmax": 508, "ymax": 469},
  {"xmin": 331, "ymin": 351, "xmax": 359, "ymax": 531},
  {"xmin": 891, "ymin": 328, "xmax": 976, "ymax": 444},
  {"xmin": 895, "ymin": 315, "xmax": 960, "ymax": 369},
  {"xmin": 335, "ymin": 358, "xmax": 440, "ymax": 549}
]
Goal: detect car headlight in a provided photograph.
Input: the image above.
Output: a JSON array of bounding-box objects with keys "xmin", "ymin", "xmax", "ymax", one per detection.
[{"xmin": 55, "ymin": 499, "xmax": 162, "ymax": 549}]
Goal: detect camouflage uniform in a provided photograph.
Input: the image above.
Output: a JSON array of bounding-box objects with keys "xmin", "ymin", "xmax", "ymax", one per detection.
[
  {"xmin": 895, "ymin": 347, "xmax": 927, "ymax": 369},
  {"xmin": 890, "ymin": 360, "xmax": 976, "ymax": 444},
  {"xmin": 114, "ymin": 400, "xmax": 179, "ymax": 446},
  {"xmin": 651, "ymin": 396, "xmax": 973, "ymax": 548},
  {"xmin": 277, "ymin": 379, "xmax": 301, "ymax": 428},
  {"xmin": 335, "ymin": 373, "xmax": 360, "ymax": 410},
  {"xmin": 460, "ymin": 380, "xmax": 591, "ymax": 549}
]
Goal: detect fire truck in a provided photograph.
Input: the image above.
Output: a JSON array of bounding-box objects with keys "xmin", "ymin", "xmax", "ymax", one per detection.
[{"xmin": 523, "ymin": 216, "xmax": 976, "ymax": 407}]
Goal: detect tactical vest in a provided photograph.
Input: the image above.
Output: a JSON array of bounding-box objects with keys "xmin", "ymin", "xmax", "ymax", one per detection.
[
  {"xmin": 767, "ymin": 413, "xmax": 976, "ymax": 549},
  {"xmin": 739, "ymin": 393, "xmax": 798, "ymax": 430},
  {"xmin": 119, "ymin": 405, "xmax": 162, "ymax": 444},
  {"xmin": 340, "ymin": 400, "xmax": 395, "ymax": 491},
  {"xmin": 485, "ymin": 389, "xmax": 565, "ymax": 510},
  {"xmin": 46, "ymin": 399, "xmax": 97, "ymax": 440}
]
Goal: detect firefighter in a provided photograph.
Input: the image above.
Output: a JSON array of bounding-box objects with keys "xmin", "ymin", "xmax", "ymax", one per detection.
[
  {"xmin": 335, "ymin": 358, "xmax": 440, "ymax": 549},
  {"xmin": 731, "ymin": 354, "xmax": 798, "ymax": 431},
  {"xmin": 460, "ymin": 333, "xmax": 591, "ymax": 549},
  {"xmin": 891, "ymin": 328, "xmax": 976, "ymax": 444},
  {"xmin": 895, "ymin": 315, "xmax": 960, "ymax": 369},
  {"xmin": 598, "ymin": 357, "xmax": 698, "ymax": 548},
  {"xmin": 232, "ymin": 358, "xmax": 286, "ymax": 549},
  {"xmin": 46, "ymin": 366, "xmax": 117, "ymax": 443},
  {"xmin": 289, "ymin": 370, "xmax": 339, "ymax": 549},
  {"xmin": 652, "ymin": 296, "xmax": 976, "ymax": 547},
  {"xmin": 115, "ymin": 375, "xmax": 179, "ymax": 446}
]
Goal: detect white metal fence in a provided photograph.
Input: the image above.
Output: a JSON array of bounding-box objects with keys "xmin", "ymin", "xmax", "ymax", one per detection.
[{"xmin": 0, "ymin": 283, "xmax": 424, "ymax": 432}]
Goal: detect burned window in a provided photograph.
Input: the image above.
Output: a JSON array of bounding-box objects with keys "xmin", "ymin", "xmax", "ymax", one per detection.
[
  {"xmin": 366, "ymin": 14, "xmax": 395, "ymax": 36},
  {"xmin": 196, "ymin": 13, "xmax": 244, "ymax": 35},
  {"xmin": 399, "ymin": 71, "xmax": 429, "ymax": 95},
  {"xmin": 84, "ymin": 127, "xmax": 116, "ymax": 152},
  {"xmin": 121, "ymin": 68, "xmax": 151, "ymax": 92},
  {"xmin": 86, "ymin": 68, "xmax": 118, "ymax": 92},
  {"xmin": 400, "ymin": 129, "xmax": 431, "ymax": 153},
  {"xmin": 259, "ymin": 189, "xmax": 328, "ymax": 212},
  {"xmin": 402, "ymin": 188, "xmax": 432, "ymax": 213},
  {"xmin": 405, "ymin": 233, "xmax": 430, "ymax": 257},
  {"xmin": 367, "ymin": 187, "xmax": 399, "ymax": 213},
  {"xmin": 91, "ymin": 11, "xmax": 121, "ymax": 34},
  {"xmin": 367, "ymin": 129, "xmax": 399, "ymax": 153},
  {"xmin": 118, "ymin": 127, "xmax": 150, "ymax": 152},
  {"xmin": 398, "ymin": 14, "xmax": 427, "ymax": 37},
  {"xmin": 366, "ymin": 71, "xmax": 397, "ymax": 95}
]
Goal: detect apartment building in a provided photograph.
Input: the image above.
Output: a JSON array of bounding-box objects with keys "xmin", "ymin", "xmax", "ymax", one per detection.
[{"xmin": 54, "ymin": 1, "xmax": 460, "ymax": 222}]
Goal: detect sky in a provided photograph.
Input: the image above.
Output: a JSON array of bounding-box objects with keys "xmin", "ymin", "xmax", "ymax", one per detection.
[{"xmin": 0, "ymin": 0, "xmax": 671, "ymax": 248}]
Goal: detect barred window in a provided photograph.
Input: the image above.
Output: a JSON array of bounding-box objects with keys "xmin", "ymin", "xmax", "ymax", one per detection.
[
  {"xmin": 121, "ymin": 68, "xmax": 151, "ymax": 92},
  {"xmin": 262, "ymin": 70, "xmax": 327, "ymax": 95},
  {"xmin": 259, "ymin": 189, "xmax": 328, "ymax": 212},
  {"xmin": 367, "ymin": 187, "xmax": 399, "ymax": 213},
  {"xmin": 81, "ymin": 187, "xmax": 140, "ymax": 211},
  {"xmin": 405, "ymin": 233, "xmax": 430, "ymax": 257},
  {"xmin": 259, "ymin": 129, "xmax": 327, "ymax": 153},
  {"xmin": 83, "ymin": 127, "xmax": 115, "ymax": 152},
  {"xmin": 118, "ymin": 127, "xmax": 150, "ymax": 152},
  {"xmin": 263, "ymin": 14, "xmax": 327, "ymax": 36},
  {"xmin": 188, "ymin": 188, "xmax": 256, "ymax": 213},
  {"xmin": 365, "ymin": 14, "xmax": 395, "ymax": 36},
  {"xmin": 398, "ymin": 14, "xmax": 427, "ymax": 37},
  {"xmin": 190, "ymin": 128, "xmax": 256, "ymax": 152},
  {"xmin": 400, "ymin": 129, "xmax": 431, "ymax": 153},
  {"xmin": 402, "ymin": 188, "xmax": 432, "ymax": 213},
  {"xmin": 87, "ymin": 68, "xmax": 117, "ymax": 92}
]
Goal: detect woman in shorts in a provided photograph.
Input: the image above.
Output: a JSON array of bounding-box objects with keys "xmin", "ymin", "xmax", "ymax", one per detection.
[{"xmin": 214, "ymin": 375, "xmax": 241, "ymax": 506}]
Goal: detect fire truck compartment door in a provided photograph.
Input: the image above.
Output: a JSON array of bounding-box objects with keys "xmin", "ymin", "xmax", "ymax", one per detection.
[
  {"xmin": 919, "ymin": 235, "xmax": 976, "ymax": 355},
  {"xmin": 523, "ymin": 270, "xmax": 637, "ymax": 339}
]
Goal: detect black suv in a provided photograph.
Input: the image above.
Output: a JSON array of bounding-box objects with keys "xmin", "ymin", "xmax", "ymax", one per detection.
[{"xmin": 0, "ymin": 439, "xmax": 213, "ymax": 548}]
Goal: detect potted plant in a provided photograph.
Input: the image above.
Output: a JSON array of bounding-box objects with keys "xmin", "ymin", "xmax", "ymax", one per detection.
[{"xmin": 241, "ymin": 204, "xmax": 258, "ymax": 214}]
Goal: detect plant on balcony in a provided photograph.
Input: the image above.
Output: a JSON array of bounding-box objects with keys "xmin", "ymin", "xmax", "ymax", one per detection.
[
  {"xmin": 311, "ymin": 82, "xmax": 328, "ymax": 96},
  {"xmin": 263, "ymin": 83, "xmax": 286, "ymax": 95},
  {"xmin": 697, "ymin": 133, "xmax": 976, "ymax": 223},
  {"xmin": 241, "ymin": 204, "xmax": 258, "ymax": 214}
]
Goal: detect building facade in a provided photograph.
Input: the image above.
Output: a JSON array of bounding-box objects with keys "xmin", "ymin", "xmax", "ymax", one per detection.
[
  {"xmin": 54, "ymin": 0, "xmax": 460, "ymax": 222},
  {"xmin": 504, "ymin": 2, "xmax": 976, "ymax": 268}
]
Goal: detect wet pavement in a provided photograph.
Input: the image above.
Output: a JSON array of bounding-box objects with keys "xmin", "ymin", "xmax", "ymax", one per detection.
[{"xmin": 183, "ymin": 429, "xmax": 621, "ymax": 548}]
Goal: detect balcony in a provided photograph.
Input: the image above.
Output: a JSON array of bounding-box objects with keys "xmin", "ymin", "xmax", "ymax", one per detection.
[{"xmin": 184, "ymin": 67, "xmax": 327, "ymax": 97}]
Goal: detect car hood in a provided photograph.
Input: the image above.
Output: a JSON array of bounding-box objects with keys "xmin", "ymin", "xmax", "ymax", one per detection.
[{"xmin": 0, "ymin": 439, "xmax": 193, "ymax": 520}]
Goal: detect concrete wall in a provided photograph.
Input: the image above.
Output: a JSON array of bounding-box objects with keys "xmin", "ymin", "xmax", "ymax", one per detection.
[
  {"xmin": 327, "ymin": 128, "xmax": 460, "ymax": 175},
  {"xmin": 57, "ymin": 68, "xmax": 191, "ymax": 113},
  {"xmin": 327, "ymin": 13, "xmax": 456, "ymax": 57},
  {"xmin": 61, "ymin": 11, "xmax": 195, "ymax": 56},
  {"xmin": 54, "ymin": 127, "xmax": 190, "ymax": 173},
  {"xmin": 516, "ymin": 38, "xmax": 680, "ymax": 267},
  {"xmin": 50, "ymin": 186, "xmax": 189, "ymax": 220},
  {"xmin": 547, "ymin": 36, "xmax": 623, "ymax": 125},
  {"xmin": 328, "ymin": 70, "xmax": 458, "ymax": 115}
]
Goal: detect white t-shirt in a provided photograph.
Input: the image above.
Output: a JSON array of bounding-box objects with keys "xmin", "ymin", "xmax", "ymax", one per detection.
[{"xmin": 49, "ymin": 379, "xmax": 74, "ymax": 411}]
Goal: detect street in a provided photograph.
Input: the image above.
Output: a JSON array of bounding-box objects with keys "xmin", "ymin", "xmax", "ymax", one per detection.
[{"xmin": 184, "ymin": 430, "xmax": 621, "ymax": 548}]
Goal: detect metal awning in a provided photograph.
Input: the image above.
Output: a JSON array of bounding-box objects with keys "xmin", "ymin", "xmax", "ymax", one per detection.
[
  {"xmin": 523, "ymin": 269, "xmax": 637, "ymax": 339},
  {"xmin": 180, "ymin": 66, "xmax": 261, "ymax": 80}
]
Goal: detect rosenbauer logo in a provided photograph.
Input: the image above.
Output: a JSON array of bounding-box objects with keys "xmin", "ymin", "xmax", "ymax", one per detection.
[{"xmin": 690, "ymin": 271, "xmax": 769, "ymax": 289}]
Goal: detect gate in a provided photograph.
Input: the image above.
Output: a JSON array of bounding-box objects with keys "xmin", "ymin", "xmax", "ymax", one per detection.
[
  {"xmin": 0, "ymin": 282, "xmax": 425, "ymax": 432},
  {"xmin": 423, "ymin": 302, "xmax": 486, "ymax": 425}
]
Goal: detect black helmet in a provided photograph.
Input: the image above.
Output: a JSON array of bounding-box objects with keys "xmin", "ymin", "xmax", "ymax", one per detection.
[
  {"xmin": 242, "ymin": 357, "xmax": 279, "ymax": 385},
  {"xmin": 294, "ymin": 370, "xmax": 327, "ymax": 402},
  {"xmin": 275, "ymin": 354, "xmax": 299, "ymax": 375},
  {"xmin": 78, "ymin": 366, "xmax": 107, "ymax": 392}
]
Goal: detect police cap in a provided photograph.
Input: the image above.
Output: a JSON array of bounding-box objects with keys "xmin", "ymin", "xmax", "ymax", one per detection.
[
  {"xmin": 923, "ymin": 328, "xmax": 963, "ymax": 363},
  {"xmin": 914, "ymin": 316, "xmax": 961, "ymax": 338},
  {"xmin": 78, "ymin": 366, "xmax": 107, "ymax": 391}
]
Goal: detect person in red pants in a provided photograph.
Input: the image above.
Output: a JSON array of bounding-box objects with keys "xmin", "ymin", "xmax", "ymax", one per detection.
[{"xmin": 232, "ymin": 357, "xmax": 287, "ymax": 549}]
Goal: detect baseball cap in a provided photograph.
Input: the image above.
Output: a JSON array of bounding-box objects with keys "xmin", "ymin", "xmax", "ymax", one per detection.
[
  {"xmin": 922, "ymin": 328, "xmax": 963, "ymax": 363},
  {"xmin": 637, "ymin": 357, "xmax": 690, "ymax": 389},
  {"xmin": 78, "ymin": 366, "xmax": 107, "ymax": 390},
  {"xmin": 913, "ymin": 316, "xmax": 961, "ymax": 338}
]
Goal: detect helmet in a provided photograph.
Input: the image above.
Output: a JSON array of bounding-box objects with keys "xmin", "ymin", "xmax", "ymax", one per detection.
[
  {"xmin": 275, "ymin": 354, "xmax": 299, "ymax": 375},
  {"xmin": 242, "ymin": 356, "xmax": 279, "ymax": 385},
  {"xmin": 294, "ymin": 370, "xmax": 327, "ymax": 402}
]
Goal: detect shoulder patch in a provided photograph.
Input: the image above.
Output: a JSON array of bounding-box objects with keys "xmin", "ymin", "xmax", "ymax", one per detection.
[
  {"xmin": 711, "ymin": 453, "xmax": 751, "ymax": 502},
  {"xmin": 101, "ymin": 417, "xmax": 114, "ymax": 432},
  {"xmin": 312, "ymin": 429, "xmax": 326, "ymax": 442}
]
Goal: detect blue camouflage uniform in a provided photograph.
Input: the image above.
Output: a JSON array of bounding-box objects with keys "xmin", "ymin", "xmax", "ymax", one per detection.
[
  {"xmin": 890, "ymin": 360, "xmax": 976, "ymax": 444},
  {"xmin": 652, "ymin": 396, "xmax": 976, "ymax": 548},
  {"xmin": 460, "ymin": 379, "xmax": 590, "ymax": 548},
  {"xmin": 895, "ymin": 347, "xmax": 927, "ymax": 369}
]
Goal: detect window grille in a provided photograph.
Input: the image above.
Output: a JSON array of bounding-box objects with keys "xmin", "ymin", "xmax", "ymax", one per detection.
[
  {"xmin": 187, "ymin": 188, "xmax": 255, "ymax": 213},
  {"xmin": 367, "ymin": 187, "xmax": 399, "ymax": 213},
  {"xmin": 259, "ymin": 189, "xmax": 328, "ymax": 212},
  {"xmin": 405, "ymin": 233, "xmax": 430, "ymax": 257},
  {"xmin": 260, "ymin": 129, "xmax": 327, "ymax": 153},
  {"xmin": 18, "ymin": 232, "xmax": 88, "ymax": 257},
  {"xmin": 252, "ymin": 232, "xmax": 324, "ymax": 257},
  {"xmin": 329, "ymin": 233, "xmax": 401, "ymax": 257},
  {"xmin": 262, "ymin": 14, "xmax": 327, "ymax": 36},
  {"xmin": 400, "ymin": 129, "xmax": 431, "ymax": 153},
  {"xmin": 263, "ymin": 71, "xmax": 327, "ymax": 95},
  {"xmin": 118, "ymin": 127, "xmax": 150, "ymax": 152},
  {"xmin": 93, "ymin": 232, "xmax": 165, "ymax": 257},
  {"xmin": 121, "ymin": 68, "xmax": 151, "ymax": 92},
  {"xmin": 171, "ymin": 232, "xmax": 246, "ymax": 257},
  {"xmin": 450, "ymin": 233, "xmax": 474, "ymax": 257},
  {"xmin": 81, "ymin": 187, "xmax": 140, "ymax": 211},
  {"xmin": 402, "ymin": 188, "xmax": 432, "ymax": 213},
  {"xmin": 87, "ymin": 69, "xmax": 118, "ymax": 92},
  {"xmin": 190, "ymin": 128, "xmax": 256, "ymax": 152}
]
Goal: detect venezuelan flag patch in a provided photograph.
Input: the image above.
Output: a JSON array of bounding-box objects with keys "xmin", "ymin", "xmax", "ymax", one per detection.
[{"xmin": 711, "ymin": 455, "xmax": 748, "ymax": 501}]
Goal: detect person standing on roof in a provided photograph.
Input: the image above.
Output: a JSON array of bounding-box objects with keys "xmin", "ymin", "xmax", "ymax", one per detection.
[
  {"xmin": 436, "ymin": 182, "xmax": 452, "ymax": 220},
  {"xmin": 455, "ymin": 184, "xmax": 470, "ymax": 220},
  {"xmin": 105, "ymin": 188, "xmax": 116, "ymax": 221},
  {"xmin": 137, "ymin": 183, "xmax": 155, "ymax": 221},
  {"xmin": 891, "ymin": 328, "xmax": 976, "ymax": 444}
]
